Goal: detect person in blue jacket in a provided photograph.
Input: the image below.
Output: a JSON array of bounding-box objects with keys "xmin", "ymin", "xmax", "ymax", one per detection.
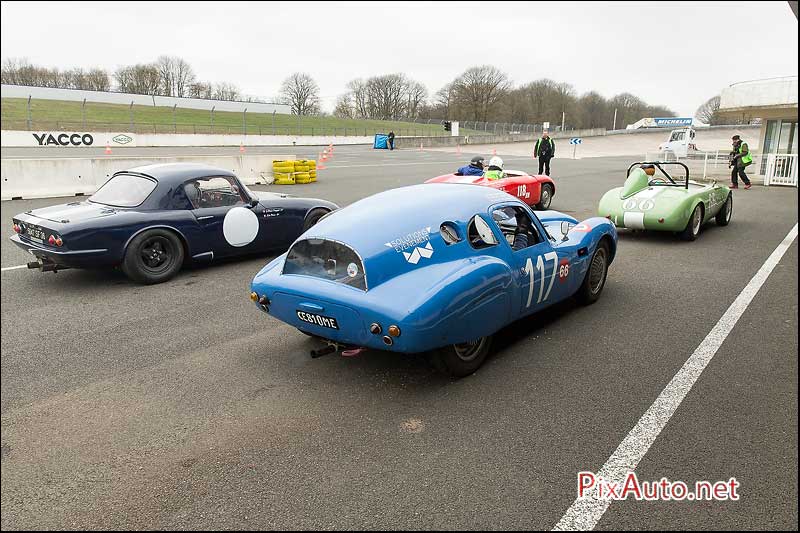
[{"xmin": 456, "ymin": 156, "xmax": 485, "ymax": 176}]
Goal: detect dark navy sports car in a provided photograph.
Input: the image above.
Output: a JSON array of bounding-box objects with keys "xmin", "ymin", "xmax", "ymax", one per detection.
[{"xmin": 10, "ymin": 163, "xmax": 338, "ymax": 284}]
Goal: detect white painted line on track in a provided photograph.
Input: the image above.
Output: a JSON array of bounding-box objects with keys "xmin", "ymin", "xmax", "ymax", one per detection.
[
  {"xmin": 1, "ymin": 264, "xmax": 28, "ymax": 272},
  {"xmin": 553, "ymin": 222, "xmax": 798, "ymax": 531}
]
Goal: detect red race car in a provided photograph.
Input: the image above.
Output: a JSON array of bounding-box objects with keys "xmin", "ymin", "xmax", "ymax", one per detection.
[{"xmin": 425, "ymin": 169, "xmax": 556, "ymax": 210}]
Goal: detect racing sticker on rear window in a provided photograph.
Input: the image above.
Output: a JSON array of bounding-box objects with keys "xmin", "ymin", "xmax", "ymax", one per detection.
[{"xmin": 385, "ymin": 226, "xmax": 434, "ymax": 265}]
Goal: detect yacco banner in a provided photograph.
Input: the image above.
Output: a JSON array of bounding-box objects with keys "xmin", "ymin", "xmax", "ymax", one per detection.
[
  {"xmin": 654, "ymin": 118, "xmax": 693, "ymax": 127},
  {"xmin": 26, "ymin": 132, "xmax": 136, "ymax": 147}
]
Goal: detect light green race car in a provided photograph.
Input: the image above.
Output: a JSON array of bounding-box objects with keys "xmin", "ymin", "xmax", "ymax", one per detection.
[{"xmin": 598, "ymin": 161, "xmax": 733, "ymax": 241}]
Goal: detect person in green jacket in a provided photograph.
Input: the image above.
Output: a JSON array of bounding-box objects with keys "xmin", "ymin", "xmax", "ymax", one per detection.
[
  {"xmin": 534, "ymin": 131, "xmax": 555, "ymax": 176},
  {"xmin": 729, "ymin": 134, "xmax": 752, "ymax": 190}
]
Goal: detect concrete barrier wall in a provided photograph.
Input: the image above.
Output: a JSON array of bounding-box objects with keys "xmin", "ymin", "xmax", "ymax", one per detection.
[
  {"xmin": 1, "ymin": 154, "xmax": 293, "ymax": 200},
  {"xmin": 1, "ymin": 130, "xmax": 373, "ymax": 148},
  {"xmin": 1, "ymin": 84, "xmax": 291, "ymax": 114},
  {"xmin": 393, "ymin": 128, "xmax": 606, "ymax": 149}
]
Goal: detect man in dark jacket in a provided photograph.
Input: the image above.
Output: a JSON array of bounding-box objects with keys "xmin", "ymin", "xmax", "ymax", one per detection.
[
  {"xmin": 534, "ymin": 131, "xmax": 555, "ymax": 176},
  {"xmin": 388, "ymin": 131, "xmax": 395, "ymax": 150},
  {"xmin": 456, "ymin": 156, "xmax": 485, "ymax": 176}
]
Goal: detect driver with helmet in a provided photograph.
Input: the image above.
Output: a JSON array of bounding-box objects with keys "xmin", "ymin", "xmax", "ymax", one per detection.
[
  {"xmin": 456, "ymin": 156, "xmax": 485, "ymax": 176},
  {"xmin": 484, "ymin": 156, "xmax": 505, "ymax": 180}
]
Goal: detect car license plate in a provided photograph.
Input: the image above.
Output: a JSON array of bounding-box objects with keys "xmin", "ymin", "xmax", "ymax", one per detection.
[
  {"xmin": 25, "ymin": 224, "xmax": 47, "ymax": 242},
  {"xmin": 296, "ymin": 310, "xmax": 339, "ymax": 329}
]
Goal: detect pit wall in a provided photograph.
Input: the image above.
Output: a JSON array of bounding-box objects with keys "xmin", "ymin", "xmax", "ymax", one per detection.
[
  {"xmin": 0, "ymin": 130, "xmax": 372, "ymax": 148},
  {"xmin": 1, "ymin": 154, "xmax": 292, "ymax": 200}
]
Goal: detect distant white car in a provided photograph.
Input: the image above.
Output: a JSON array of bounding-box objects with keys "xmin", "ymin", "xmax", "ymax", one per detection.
[{"xmin": 659, "ymin": 127, "xmax": 698, "ymax": 158}]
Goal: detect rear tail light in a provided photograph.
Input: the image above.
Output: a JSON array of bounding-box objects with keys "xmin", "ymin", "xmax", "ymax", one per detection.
[
  {"xmin": 55, "ymin": 237, "xmax": 63, "ymax": 247},
  {"xmin": 12, "ymin": 224, "xmax": 21, "ymax": 233},
  {"xmin": 48, "ymin": 235, "xmax": 56, "ymax": 245}
]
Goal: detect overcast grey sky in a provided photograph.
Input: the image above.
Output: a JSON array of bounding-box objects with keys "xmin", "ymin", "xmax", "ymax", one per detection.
[{"xmin": 1, "ymin": 1, "xmax": 797, "ymax": 117}]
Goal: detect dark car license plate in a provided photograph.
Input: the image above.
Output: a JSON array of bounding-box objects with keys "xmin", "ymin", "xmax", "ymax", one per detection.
[
  {"xmin": 25, "ymin": 224, "xmax": 47, "ymax": 242},
  {"xmin": 296, "ymin": 311, "xmax": 339, "ymax": 329}
]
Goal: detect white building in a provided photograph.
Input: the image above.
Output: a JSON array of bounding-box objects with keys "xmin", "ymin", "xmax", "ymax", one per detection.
[{"xmin": 718, "ymin": 76, "xmax": 798, "ymax": 185}]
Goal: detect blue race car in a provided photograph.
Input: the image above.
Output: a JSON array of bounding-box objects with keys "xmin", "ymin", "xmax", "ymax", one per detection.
[
  {"xmin": 10, "ymin": 163, "xmax": 337, "ymax": 284},
  {"xmin": 250, "ymin": 183, "xmax": 617, "ymax": 376}
]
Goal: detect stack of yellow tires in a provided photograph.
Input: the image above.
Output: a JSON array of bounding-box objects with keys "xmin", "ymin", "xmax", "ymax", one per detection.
[
  {"xmin": 272, "ymin": 159, "xmax": 318, "ymax": 185},
  {"xmin": 272, "ymin": 160, "xmax": 296, "ymax": 185}
]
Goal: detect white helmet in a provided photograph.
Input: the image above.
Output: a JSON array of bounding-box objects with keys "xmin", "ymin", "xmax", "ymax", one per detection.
[{"xmin": 488, "ymin": 156, "xmax": 504, "ymax": 169}]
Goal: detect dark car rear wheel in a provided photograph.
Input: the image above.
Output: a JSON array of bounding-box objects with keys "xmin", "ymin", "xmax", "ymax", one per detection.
[
  {"xmin": 576, "ymin": 242, "xmax": 609, "ymax": 305},
  {"xmin": 680, "ymin": 204, "xmax": 704, "ymax": 241},
  {"xmin": 715, "ymin": 194, "xmax": 733, "ymax": 226},
  {"xmin": 431, "ymin": 336, "xmax": 492, "ymax": 377},
  {"xmin": 122, "ymin": 229, "xmax": 184, "ymax": 284},
  {"xmin": 303, "ymin": 208, "xmax": 330, "ymax": 231},
  {"xmin": 536, "ymin": 184, "xmax": 554, "ymax": 210}
]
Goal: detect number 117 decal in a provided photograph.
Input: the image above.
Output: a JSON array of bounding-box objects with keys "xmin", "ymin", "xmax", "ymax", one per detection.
[{"xmin": 523, "ymin": 251, "xmax": 558, "ymax": 308}]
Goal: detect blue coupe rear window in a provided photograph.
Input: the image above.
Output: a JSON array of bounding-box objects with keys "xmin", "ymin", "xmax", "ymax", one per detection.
[
  {"xmin": 283, "ymin": 238, "xmax": 367, "ymax": 291},
  {"xmin": 89, "ymin": 173, "xmax": 157, "ymax": 208}
]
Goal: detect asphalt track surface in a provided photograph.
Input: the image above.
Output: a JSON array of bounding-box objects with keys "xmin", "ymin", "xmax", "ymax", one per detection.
[{"xmin": 1, "ymin": 146, "xmax": 797, "ymax": 530}]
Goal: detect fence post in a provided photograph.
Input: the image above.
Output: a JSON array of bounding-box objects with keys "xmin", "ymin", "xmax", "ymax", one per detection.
[
  {"xmin": 129, "ymin": 101, "xmax": 134, "ymax": 132},
  {"xmin": 210, "ymin": 106, "xmax": 215, "ymax": 133},
  {"xmin": 243, "ymin": 108, "xmax": 247, "ymax": 136},
  {"xmin": 703, "ymin": 152, "xmax": 708, "ymax": 179},
  {"xmin": 26, "ymin": 95, "xmax": 32, "ymax": 130},
  {"xmin": 272, "ymin": 110, "xmax": 276, "ymax": 135},
  {"xmin": 81, "ymin": 98, "xmax": 86, "ymax": 129},
  {"xmin": 172, "ymin": 104, "xmax": 177, "ymax": 133}
]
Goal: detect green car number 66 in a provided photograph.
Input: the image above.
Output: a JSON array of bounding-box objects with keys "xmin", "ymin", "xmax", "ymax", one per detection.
[{"xmin": 598, "ymin": 161, "xmax": 733, "ymax": 241}]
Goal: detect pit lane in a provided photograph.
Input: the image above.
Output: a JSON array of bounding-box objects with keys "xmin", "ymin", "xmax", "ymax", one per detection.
[{"xmin": 1, "ymin": 146, "xmax": 797, "ymax": 530}]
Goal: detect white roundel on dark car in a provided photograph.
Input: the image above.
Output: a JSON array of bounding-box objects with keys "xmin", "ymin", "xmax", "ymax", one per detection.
[{"xmin": 223, "ymin": 207, "xmax": 259, "ymax": 247}]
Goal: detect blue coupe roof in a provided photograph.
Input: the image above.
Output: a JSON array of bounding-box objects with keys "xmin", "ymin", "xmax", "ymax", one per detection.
[{"xmin": 306, "ymin": 183, "xmax": 518, "ymax": 256}]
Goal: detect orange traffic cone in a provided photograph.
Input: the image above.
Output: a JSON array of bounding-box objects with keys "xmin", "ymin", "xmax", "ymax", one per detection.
[
  {"xmin": 316, "ymin": 154, "xmax": 327, "ymax": 170},
  {"xmin": 321, "ymin": 148, "xmax": 329, "ymax": 161},
  {"xmin": 419, "ymin": 142, "xmax": 424, "ymax": 151},
  {"xmin": 456, "ymin": 144, "xmax": 462, "ymax": 155},
  {"xmin": 492, "ymin": 148, "xmax": 497, "ymax": 156},
  {"xmin": 104, "ymin": 143, "xmax": 112, "ymax": 155},
  {"xmin": 239, "ymin": 143, "xmax": 246, "ymax": 153}
]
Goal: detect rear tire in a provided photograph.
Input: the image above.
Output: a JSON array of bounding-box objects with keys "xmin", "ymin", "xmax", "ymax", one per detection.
[
  {"xmin": 431, "ymin": 336, "xmax": 492, "ymax": 377},
  {"xmin": 122, "ymin": 229, "xmax": 184, "ymax": 284},
  {"xmin": 576, "ymin": 242, "xmax": 609, "ymax": 305},
  {"xmin": 536, "ymin": 184, "xmax": 554, "ymax": 210},
  {"xmin": 303, "ymin": 208, "xmax": 330, "ymax": 231},
  {"xmin": 680, "ymin": 204, "xmax": 703, "ymax": 241},
  {"xmin": 715, "ymin": 194, "xmax": 733, "ymax": 226}
]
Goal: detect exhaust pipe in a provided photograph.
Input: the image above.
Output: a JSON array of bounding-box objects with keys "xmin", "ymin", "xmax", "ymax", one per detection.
[
  {"xmin": 310, "ymin": 344, "xmax": 338, "ymax": 359},
  {"xmin": 27, "ymin": 260, "xmax": 67, "ymax": 273}
]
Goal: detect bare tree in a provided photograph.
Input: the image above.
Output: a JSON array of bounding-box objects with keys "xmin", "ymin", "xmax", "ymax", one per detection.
[
  {"xmin": 279, "ymin": 73, "xmax": 321, "ymax": 116},
  {"xmin": 405, "ymin": 81, "xmax": 428, "ymax": 119},
  {"xmin": 212, "ymin": 82, "xmax": 240, "ymax": 101},
  {"xmin": 114, "ymin": 64, "xmax": 161, "ymax": 95},
  {"xmin": 156, "ymin": 56, "xmax": 196, "ymax": 97},
  {"xmin": 695, "ymin": 95, "xmax": 721, "ymax": 125},
  {"xmin": 451, "ymin": 65, "xmax": 511, "ymax": 122},
  {"xmin": 188, "ymin": 82, "xmax": 214, "ymax": 99},
  {"xmin": 333, "ymin": 93, "xmax": 354, "ymax": 118}
]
